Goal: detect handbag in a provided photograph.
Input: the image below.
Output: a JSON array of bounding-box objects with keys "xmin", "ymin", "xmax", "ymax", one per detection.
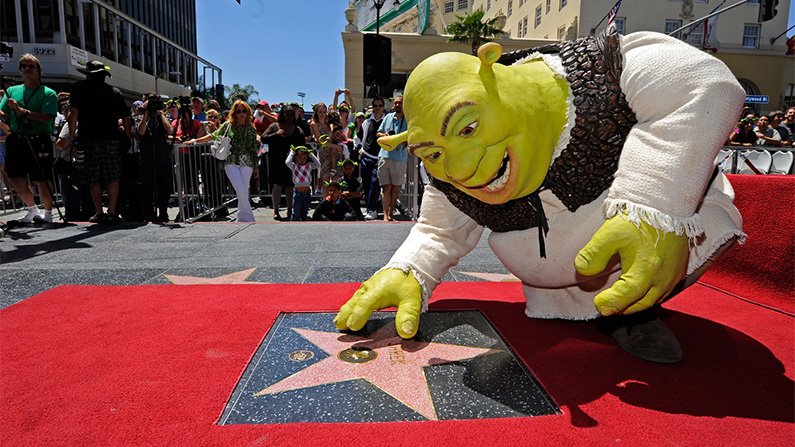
[{"xmin": 211, "ymin": 123, "xmax": 231, "ymax": 160}]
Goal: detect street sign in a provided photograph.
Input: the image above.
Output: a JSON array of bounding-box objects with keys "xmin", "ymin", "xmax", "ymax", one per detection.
[{"xmin": 745, "ymin": 95, "xmax": 769, "ymax": 104}]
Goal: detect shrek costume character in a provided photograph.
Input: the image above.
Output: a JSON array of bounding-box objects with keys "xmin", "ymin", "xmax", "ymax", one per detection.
[{"xmin": 335, "ymin": 29, "xmax": 745, "ymax": 363}]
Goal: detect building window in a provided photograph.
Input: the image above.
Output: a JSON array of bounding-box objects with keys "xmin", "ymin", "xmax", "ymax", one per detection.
[
  {"xmin": 535, "ymin": 5, "xmax": 542, "ymax": 28},
  {"xmin": 444, "ymin": 1, "xmax": 454, "ymax": 13},
  {"xmin": 742, "ymin": 23, "xmax": 761, "ymax": 48},
  {"xmin": 546, "ymin": 0, "xmax": 551, "ymax": 13},
  {"xmin": 614, "ymin": 17, "xmax": 625, "ymax": 35},
  {"xmin": 487, "ymin": 0, "xmax": 491, "ymax": 10},
  {"xmin": 508, "ymin": 0, "xmax": 512, "ymax": 16},
  {"xmin": 560, "ymin": 0, "xmax": 567, "ymax": 10},
  {"xmin": 665, "ymin": 19, "xmax": 682, "ymax": 39},
  {"xmin": 457, "ymin": 0, "xmax": 468, "ymax": 10},
  {"xmin": 523, "ymin": 16, "xmax": 528, "ymax": 36},
  {"xmin": 517, "ymin": 20, "xmax": 522, "ymax": 37},
  {"xmin": 685, "ymin": 25, "xmax": 703, "ymax": 46},
  {"xmin": 1, "ymin": 0, "xmax": 18, "ymax": 42},
  {"xmin": 557, "ymin": 25, "xmax": 566, "ymax": 40}
]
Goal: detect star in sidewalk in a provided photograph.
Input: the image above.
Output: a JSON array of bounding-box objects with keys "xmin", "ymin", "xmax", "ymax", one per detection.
[
  {"xmin": 164, "ymin": 267, "xmax": 267, "ymax": 285},
  {"xmin": 255, "ymin": 325, "xmax": 501, "ymax": 420},
  {"xmin": 456, "ymin": 270, "xmax": 520, "ymax": 282}
]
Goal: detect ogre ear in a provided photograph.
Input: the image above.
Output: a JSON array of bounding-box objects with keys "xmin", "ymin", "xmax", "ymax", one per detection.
[
  {"xmin": 477, "ymin": 43, "xmax": 502, "ymax": 95},
  {"xmin": 377, "ymin": 131, "xmax": 408, "ymax": 152},
  {"xmin": 477, "ymin": 42, "xmax": 502, "ymax": 67}
]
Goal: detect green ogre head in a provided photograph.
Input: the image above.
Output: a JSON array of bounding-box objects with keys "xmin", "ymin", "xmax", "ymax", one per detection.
[{"xmin": 378, "ymin": 43, "xmax": 569, "ymax": 205}]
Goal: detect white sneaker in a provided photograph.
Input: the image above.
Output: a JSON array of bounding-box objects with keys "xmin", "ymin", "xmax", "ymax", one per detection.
[
  {"xmin": 19, "ymin": 207, "xmax": 41, "ymax": 223},
  {"xmin": 33, "ymin": 212, "xmax": 53, "ymax": 223},
  {"xmin": 364, "ymin": 210, "xmax": 376, "ymax": 221}
]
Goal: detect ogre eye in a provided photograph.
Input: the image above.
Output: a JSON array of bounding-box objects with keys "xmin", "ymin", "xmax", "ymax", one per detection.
[
  {"xmin": 459, "ymin": 121, "xmax": 479, "ymax": 137},
  {"xmin": 424, "ymin": 151, "xmax": 443, "ymax": 162}
]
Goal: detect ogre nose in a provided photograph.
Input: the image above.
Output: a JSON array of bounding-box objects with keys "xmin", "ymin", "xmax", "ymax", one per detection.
[{"xmin": 444, "ymin": 148, "xmax": 485, "ymax": 182}]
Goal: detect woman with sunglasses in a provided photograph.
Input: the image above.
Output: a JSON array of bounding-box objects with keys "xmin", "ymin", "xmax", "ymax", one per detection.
[
  {"xmin": 204, "ymin": 109, "xmax": 221, "ymax": 134},
  {"xmin": 186, "ymin": 100, "xmax": 259, "ymax": 222},
  {"xmin": 726, "ymin": 117, "xmax": 758, "ymax": 147}
]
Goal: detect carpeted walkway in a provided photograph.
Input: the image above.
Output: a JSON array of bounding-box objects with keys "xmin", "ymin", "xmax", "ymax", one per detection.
[{"xmin": 0, "ymin": 281, "xmax": 792, "ymax": 446}]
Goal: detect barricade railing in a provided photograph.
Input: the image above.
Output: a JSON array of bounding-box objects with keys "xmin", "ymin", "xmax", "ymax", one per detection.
[{"xmin": 172, "ymin": 142, "xmax": 236, "ymax": 223}]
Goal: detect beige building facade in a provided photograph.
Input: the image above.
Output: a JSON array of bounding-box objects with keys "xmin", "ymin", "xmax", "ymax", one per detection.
[{"xmin": 343, "ymin": 0, "xmax": 793, "ymax": 113}]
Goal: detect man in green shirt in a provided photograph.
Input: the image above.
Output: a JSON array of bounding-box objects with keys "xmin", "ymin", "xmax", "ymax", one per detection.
[{"xmin": 0, "ymin": 54, "xmax": 58, "ymax": 223}]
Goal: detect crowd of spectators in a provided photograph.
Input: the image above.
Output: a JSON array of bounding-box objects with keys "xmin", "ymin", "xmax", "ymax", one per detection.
[
  {"xmin": 0, "ymin": 56, "xmax": 412, "ymax": 225},
  {"xmin": 726, "ymin": 106, "xmax": 795, "ymax": 148},
  {"xmin": 4, "ymin": 56, "xmax": 792, "ymax": 226}
]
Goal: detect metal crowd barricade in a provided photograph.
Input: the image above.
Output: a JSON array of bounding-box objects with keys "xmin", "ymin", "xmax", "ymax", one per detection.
[{"xmin": 172, "ymin": 142, "xmax": 235, "ymax": 223}]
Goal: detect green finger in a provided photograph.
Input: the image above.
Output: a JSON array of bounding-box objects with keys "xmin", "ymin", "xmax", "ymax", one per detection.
[
  {"xmin": 334, "ymin": 288, "xmax": 367, "ymax": 330},
  {"xmin": 395, "ymin": 295, "xmax": 422, "ymax": 339},
  {"xmin": 593, "ymin": 274, "xmax": 649, "ymax": 316},
  {"xmin": 624, "ymin": 283, "xmax": 675, "ymax": 314},
  {"xmin": 576, "ymin": 238, "xmax": 618, "ymax": 276}
]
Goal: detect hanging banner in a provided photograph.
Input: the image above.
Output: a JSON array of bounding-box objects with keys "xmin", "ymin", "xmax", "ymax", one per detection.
[{"xmin": 417, "ymin": 0, "xmax": 430, "ymax": 34}]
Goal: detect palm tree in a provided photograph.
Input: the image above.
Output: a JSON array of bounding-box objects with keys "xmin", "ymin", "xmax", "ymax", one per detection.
[
  {"xmin": 224, "ymin": 83, "xmax": 259, "ymax": 108},
  {"xmin": 445, "ymin": 8, "xmax": 504, "ymax": 55}
]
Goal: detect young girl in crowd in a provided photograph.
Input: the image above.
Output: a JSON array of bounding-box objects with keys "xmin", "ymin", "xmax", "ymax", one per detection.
[
  {"xmin": 285, "ymin": 146, "xmax": 320, "ymax": 221},
  {"xmin": 339, "ymin": 159, "xmax": 363, "ymax": 221},
  {"xmin": 312, "ymin": 181, "xmax": 355, "ymax": 222}
]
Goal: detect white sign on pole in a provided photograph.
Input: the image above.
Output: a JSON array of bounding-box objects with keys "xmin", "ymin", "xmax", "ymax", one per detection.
[{"xmin": 70, "ymin": 46, "xmax": 88, "ymax": 67}]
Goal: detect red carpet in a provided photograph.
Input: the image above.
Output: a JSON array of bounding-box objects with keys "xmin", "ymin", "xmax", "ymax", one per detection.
[
  {"xmin": 1, "ymin": 282, "xmax": 793, "ymax": 447},
  {"xmin": 699, "ymin": 174, "xmax": 795, "ymax": 314}
]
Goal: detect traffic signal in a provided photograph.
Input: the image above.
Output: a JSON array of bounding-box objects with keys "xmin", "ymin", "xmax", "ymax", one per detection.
[{"xmin": 758, "ymin": 0, "xmax": 779, "ymax": 22}]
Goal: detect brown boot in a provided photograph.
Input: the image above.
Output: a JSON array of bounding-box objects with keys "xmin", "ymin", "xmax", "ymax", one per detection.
[{"xmin": 596, "ymin": 308, "xmax": 683, "ymax": 364}]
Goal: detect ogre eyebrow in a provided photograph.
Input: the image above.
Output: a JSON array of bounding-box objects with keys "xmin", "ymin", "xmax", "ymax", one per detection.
[
  {"xmin": 408, "ymin": 141, "xmax": 435, "ymax": 156},
  {"xmin": 440, "ymin": 101, "xmax": 479, "ymax": 137}
]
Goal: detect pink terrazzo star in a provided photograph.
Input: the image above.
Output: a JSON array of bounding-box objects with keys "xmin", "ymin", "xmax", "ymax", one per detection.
[
  {"xmin": 255, "ymin": 325, "xmax": 501, "ymax": 420},
  {"xmin": 165, "ymin": 267, "xmax": 266, "ymax": 285}
]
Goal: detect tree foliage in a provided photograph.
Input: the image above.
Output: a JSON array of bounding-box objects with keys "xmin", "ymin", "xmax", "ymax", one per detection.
[
  {"xmin": 224, "ymin": 83, "xmax": 259, "ymax": 108},
  {"xmin": 445, "ymin": 8, "xmax": 504, "ymax": 55}
]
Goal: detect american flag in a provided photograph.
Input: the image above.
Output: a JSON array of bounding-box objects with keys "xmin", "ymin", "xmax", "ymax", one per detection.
[{"xmin": 607, "ymin": 0, "xmax": 623, "ymax": 26}]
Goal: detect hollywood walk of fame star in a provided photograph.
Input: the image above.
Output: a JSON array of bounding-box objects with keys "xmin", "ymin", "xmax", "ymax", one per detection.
[
  {"xmin": 165, "ymin": 267, "xmax": 267, "ymax": 285},
  {"xmin": 255, "ymin": 324, "xmax": 502, "ymax": 421}
]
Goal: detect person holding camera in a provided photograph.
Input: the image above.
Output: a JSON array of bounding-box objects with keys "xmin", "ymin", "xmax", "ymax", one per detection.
[
  {"xmin": 137, "ymin": 94, "xmax": 174, "ymax": 222},
  {"xmin": 0, "ymin": 54, "xmax": 58, "ymax": 223}
]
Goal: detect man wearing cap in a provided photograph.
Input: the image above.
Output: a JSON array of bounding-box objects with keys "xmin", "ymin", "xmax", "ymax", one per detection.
[
  {"xmin": 191, "ymin": 97, "xmax": 206, "ymax": 122},
  {"xmin": 67, "ymin": 59, "xmax": 132, "ymax": 223},
  {"xmin": 0, "ymin": 53, "xmax": 58, "ymax": 223}
]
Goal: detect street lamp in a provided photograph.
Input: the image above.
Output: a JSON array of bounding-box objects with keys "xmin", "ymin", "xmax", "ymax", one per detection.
[
  {"xmin": 297, "ymin": 91, "xmax": 306, "ymax": 105},
  {"xmin": 155, "ymin": 71, "xmax": 181, "ymax": 95},
  {"xmin": 373, "ymin": 0, "xmax": 401, "ymax": 36}
]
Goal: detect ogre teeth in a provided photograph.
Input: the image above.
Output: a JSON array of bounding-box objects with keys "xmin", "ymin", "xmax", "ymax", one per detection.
[{"xmin": 485, "ymin": 160, "xmax": 510, "ymax": 192}]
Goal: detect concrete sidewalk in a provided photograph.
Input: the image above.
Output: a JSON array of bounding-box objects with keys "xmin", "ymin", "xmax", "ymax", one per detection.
[{"xmin": 0, "ymin": 205, "xmax": 507, "ymax": 310}]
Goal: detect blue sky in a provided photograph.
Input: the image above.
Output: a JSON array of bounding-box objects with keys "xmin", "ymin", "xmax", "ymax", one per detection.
[
  {"xmin": 196, "ymin": 0, "xmax": 349, "ymax": 107},
  {"xmin": 196, "ymin": 0, "xmax": 795, "ymax": 107}
]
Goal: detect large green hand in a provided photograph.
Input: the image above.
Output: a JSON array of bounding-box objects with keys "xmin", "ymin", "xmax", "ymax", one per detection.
[
  {"xmin": 334, "ymin": 268, "xmax": 423, "ymax": 338},
  {"xmin": 575, "ymin": 213, "xmax": 689, "ymax": 316}
]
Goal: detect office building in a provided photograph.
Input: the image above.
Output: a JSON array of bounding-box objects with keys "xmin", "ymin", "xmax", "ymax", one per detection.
[{"xmin": 0, "ymin": 0, "xmax": 221, "ymax": 101}]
